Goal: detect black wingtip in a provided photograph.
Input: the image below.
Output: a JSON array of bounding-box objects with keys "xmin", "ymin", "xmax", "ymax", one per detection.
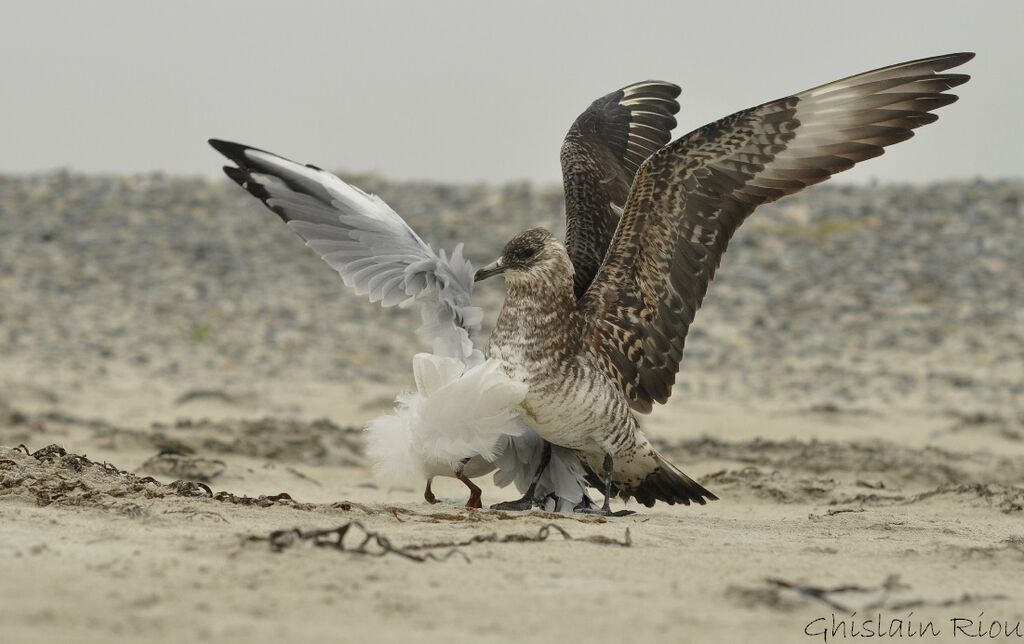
[
  {"xmin": 222, "ymin": 164, "xmax": 275, "ymax": 205},
  {"xmin": 208, "ymin": 138, "xmax": 252, "ymax": 166},
  {"xmin": 221, "ymin": 164, "xmax": 248, "ymax": 187}
]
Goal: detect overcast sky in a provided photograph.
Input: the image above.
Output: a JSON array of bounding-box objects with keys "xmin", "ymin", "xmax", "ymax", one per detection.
[{"xmin": 2, "ymin": 1, "xmax": 1020, "ymax": 184}]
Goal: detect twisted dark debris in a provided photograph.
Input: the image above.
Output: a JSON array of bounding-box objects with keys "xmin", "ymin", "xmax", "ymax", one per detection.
[
  {"xmin": 2, "ymin": 444, "xmax": 617, "ymax": 524},
  {"xmin": 765, "ymin": 576, "xmax": 907, "ymax": 613},
  {"xmin": 765, "ymin": 576, "xmax": 1008, "ymax": 613},
  {"xmin": 1, "ymin": 443, "xmax": 346, "ymax": 510},
  {"xmin": 3, "ymin": 443, "xmax": 163, "ymax": 506},
  {"xmin": 3, "ymin": 444, "xmax": 631, "ymax": 562},
  {"xmin": 244, "ymin": 521, "xmax": 632, "ymax": 563}
]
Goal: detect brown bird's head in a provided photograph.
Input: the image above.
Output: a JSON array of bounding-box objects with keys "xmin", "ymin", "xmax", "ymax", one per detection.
[{"xmin": 474, "ymin": 227, "xmax": 572, "ymax": 285}]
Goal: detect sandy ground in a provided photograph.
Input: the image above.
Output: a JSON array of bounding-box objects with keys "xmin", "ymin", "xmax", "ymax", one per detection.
[
  {"xmin": 2, "ymin": 175, "xmax": 1021, "ymax": 642},
  {"xmin": 3, "ymin": 374, "xmax": 1023, "ymax": 644}
]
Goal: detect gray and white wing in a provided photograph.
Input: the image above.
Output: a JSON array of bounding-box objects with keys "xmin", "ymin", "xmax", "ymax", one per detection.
[{"xmin": 210, "ymin": 140, "xmax": 482, "ymax": 363}]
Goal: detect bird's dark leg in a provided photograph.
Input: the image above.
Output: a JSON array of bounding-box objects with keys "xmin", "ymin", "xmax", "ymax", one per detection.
[
  {"xmin": 575, "ymin": 452, "xmax": 634, "ymax": 517},
  {"xmin": 490, "ymin": 441, "xmax": 552, "ymax": 511},
  {"xmin": 600, "ymin": 452, "xmax": 613, "ymax": 513},
  {"xmin": 455, "ymin": 459, "xmax": 482, "ymax": 509},
  {"xmin": 423, "ymin": 477, "xmax": 439, "ymax": 504}
]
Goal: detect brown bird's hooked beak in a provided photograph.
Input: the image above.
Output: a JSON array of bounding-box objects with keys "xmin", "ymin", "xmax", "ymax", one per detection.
[{"xmin": 474, "ymin": 258, "xmax": 505, "ymax": 282}]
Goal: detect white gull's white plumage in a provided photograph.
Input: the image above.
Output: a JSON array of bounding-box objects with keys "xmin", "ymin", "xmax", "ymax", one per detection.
[
  {"xmin": 209, "ymin": 139, "xmax": 592, "ymax": 510},
  {"xmin": 365, "ymin": 354, "xmax": 524, "ymax": 483}
]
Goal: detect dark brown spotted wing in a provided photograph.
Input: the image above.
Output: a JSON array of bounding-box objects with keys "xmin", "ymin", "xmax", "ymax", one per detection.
[
  {"xmin": 561, "ymin": 81, "xmax": 681, "ymax": 297},
  {"xmin": 580, "ymin": 53, "xmax": 974, "ymax": 413}
]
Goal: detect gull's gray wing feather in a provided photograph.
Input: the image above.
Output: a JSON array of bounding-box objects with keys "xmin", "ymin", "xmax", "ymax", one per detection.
[
  {"xmin": 209, "ymin": 140, "xmax": 482, "ymax": 362},
  {"xmin": 493, "ymin": 422, "xmax": 594, "ymax": 512},
  {"xmin": 580, "ymin": 53, "xmax": 974, "ymax": 413}
]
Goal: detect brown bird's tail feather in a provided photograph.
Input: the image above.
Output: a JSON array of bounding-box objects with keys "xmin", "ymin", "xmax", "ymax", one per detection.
[
  {"xmin": 628, "ymin": 453, "xmax": 718, "ymax": 507},
  {"xmin": 584, "ymin": 448, "xmax": 718, "ymax": 508}
]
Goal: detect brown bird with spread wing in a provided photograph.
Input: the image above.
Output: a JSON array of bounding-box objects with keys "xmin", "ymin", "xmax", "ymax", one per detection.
[{"xmin": 475, "ymin": 53, "xmax": 974, "ymax": 514}]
